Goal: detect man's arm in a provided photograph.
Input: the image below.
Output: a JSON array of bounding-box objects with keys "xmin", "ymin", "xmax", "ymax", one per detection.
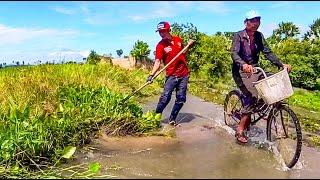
[
  {"xmin": 231, "ymin": 33, "xmax": 247, "ymax": 70},
  {"xmin": 150, "ymin": 59, "xmax": 161, "ymax": 76},
  {"xmin": 146, "ymin": 45, "xmax": 163, "ymax": 83},
  {"xmin": 260, "ymin": 33, "xmax": 284, "ymax": 68},
  {"xmin": 146, "ymin": 58, "xmax": 161, "ymax": 83}
]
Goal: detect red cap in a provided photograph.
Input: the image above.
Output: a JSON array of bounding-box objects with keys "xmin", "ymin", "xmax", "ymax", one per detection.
[{"xmin": 156, "ymin": 21, "xmax": 170, "ymax": 32}]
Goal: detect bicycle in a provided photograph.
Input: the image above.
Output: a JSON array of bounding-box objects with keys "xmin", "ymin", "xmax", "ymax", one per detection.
[{"xmin": 223, "ymin": 67, "xmax": 302, "ymax": 169}]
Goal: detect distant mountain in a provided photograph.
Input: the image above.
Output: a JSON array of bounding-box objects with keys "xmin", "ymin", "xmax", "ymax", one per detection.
[
  {"xmin": 1, "ymin": 50, "xmax": 90, "ymax": 65},
  {"xmin": 48, "ymin": 50, "xmax": 89, "ymax": 63}
]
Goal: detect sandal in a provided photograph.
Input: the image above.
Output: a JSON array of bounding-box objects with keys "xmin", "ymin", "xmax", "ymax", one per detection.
[
  {"xmin": 169, "ymin": 120, "xmax": 176, "ymax": 126},
  {"xmin": 235, "ymin": 131, "xmax": 248, "ymax": 143}
]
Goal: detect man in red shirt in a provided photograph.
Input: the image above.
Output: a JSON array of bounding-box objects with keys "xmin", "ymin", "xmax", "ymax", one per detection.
[{"xmin": 147, "ymin": 21, "xmax": 190, "ymax": 126}]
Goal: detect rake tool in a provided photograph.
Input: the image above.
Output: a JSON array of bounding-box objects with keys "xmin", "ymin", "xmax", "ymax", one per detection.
[{"xmin": 121, "ymin": 39, "xmax": 195, "ymax": 104}]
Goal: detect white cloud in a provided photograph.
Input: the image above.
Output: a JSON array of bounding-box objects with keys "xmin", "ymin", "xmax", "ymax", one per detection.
[
  {"xmin": 0, "ymin": 24, "xmax": 78, "ymax": 46},
  {"xmin": 51, "ymin": 3, "xmax": 101, "ymax": 25},
  {"xmin": 79, "ymin": 3, "xmax": 90, "ymax": 15},
  {"xmin": 52, "ymin": 6, "xmax": 76, "ymax": 15},
  {"xmin": 127, "ymin": 2, "xmax": 176, "ymax": 22},
  {"xmin": 77, "ymin": 3, "xmax": 116, "ymax": 25},
  {"xmin": 51, "ymin": 3, "xmax": 103, "ymax": 26},
  {"xmin": 126, "ymin": 1, "xmax": 231, "ymax": 22},
  {"xmin": 51, "ymin": 2, "xmax": 231, "ymax": 25},
  {"xmin": 270, "ymin": 2, "xmax": 293, "ymax": 9},
  {"xmin": 79, "ymin": 50, "xmax": 90, "ymax": 57},
  {"xmin": 196, "ymin": 1, "xmax": 230, "ymax": 14},
  {"xmin": 175, "ymin": 1, "xmax": 193, "ymax": 7},
  {"xmin": 84, "ymin": 14, "xmax": 114, "ymax": 25}
]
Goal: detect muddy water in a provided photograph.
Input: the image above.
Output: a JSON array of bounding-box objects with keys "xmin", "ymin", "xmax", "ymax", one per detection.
[{"xmin": 69, "ymin": 94, "xmax": 320, "ymax": 178}]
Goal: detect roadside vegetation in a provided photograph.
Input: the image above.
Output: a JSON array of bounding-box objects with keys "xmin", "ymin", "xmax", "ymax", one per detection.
[{"xmin": 0, "ymin": 63, "xmax": 164, "ymax": 178}]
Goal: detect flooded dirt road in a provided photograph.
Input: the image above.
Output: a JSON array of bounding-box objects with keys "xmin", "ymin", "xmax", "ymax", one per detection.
[{"xmin": 70, "ymin": 94, "xmax": 320, "ymax": 178}]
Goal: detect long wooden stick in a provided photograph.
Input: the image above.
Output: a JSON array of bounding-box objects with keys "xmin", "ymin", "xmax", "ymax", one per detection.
[{"xmin": 122, "ymin": 39, "xmax": 195, "ymax": 102}]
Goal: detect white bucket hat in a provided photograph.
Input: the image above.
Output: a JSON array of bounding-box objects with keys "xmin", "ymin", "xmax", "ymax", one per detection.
[{"xmin": 245, "ymin": 10, "xmax": 261, "ymax": 21}]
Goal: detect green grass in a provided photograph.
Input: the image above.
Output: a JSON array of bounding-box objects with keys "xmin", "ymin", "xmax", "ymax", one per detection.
[
  {"xmin": 0, "ymin": 63, "xmax": 164, "ymax": 178},
  {"xmin": 188, "ymin": 74, "xmax": 235, "ymax": 105},
  {"xmin": 288, "ymin": 89, "xmax": 320, "ymax": 135},
  {"xmin": 289, "ymin": 89, "xmax": 320, "ymax": 112}
]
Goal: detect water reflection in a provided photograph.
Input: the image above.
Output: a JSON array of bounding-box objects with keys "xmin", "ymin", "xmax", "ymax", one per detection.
[{"xmin": 65, "ymin": 95, "xmax": 320, "ymax": 179}]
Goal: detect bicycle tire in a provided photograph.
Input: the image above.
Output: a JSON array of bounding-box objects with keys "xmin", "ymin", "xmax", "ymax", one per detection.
[
  {"xmin": 224, "ymin": 90, "xmax": 244, "ymax": 128},
  {"xmin": 266, "ymin": 104, "xmax": 302, "ymax": 168}
]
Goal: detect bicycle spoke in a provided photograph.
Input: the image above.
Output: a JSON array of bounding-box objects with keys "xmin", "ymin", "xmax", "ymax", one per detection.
[
  {"xmin": 224, "ymin": 90, "xmax": 244, "ymax": 128},
  {"xmin": 230, "ymin": 98, "xmax": 240, "ymax": 113},
  {"xmin": 267, "ymin": 105, "xmax": 302, "ymax": 169},
  {"xmin": 280, "ymin": 110, "xmax": 289, "ymax": 138}
]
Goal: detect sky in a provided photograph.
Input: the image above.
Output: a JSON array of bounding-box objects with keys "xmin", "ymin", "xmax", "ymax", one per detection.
[{"xmin": 0, "ymin": 1, "xmax": 319, "ymax": 65}]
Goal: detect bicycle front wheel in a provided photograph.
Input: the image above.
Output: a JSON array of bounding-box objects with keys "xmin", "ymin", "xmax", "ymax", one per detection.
[
  {"xmin": 267, "ymin": 105, "xmax": 302, "ymax": 168},
  {"xmin": 224, "ymin": 90, "xmax": 243, "ymax": 129}
]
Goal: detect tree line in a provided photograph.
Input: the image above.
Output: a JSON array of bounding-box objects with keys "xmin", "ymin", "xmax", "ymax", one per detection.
[{"xmin": 86, "ymin": 18, "xmax": 320, "ymax": 91}]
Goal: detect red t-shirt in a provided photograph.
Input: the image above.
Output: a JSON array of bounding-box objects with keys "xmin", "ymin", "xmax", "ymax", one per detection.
[{"xmin": 155, "ymin": 36, "xmax": 189, "ymax": 77}]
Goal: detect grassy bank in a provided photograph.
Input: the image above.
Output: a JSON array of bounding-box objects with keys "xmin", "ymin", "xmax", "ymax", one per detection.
[{"xmin": 0, "ymin": 63, "xmax": 164, "ymax": 178}]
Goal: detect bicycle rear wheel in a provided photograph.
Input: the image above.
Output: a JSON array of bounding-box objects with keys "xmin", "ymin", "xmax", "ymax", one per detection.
[
  {"xmin": 266, "ymin": 104, "xmax": 302, "ymax": 168},
  {"xmin": 224, "ymin": 90, "xmax": 244, "ymax": 129}
]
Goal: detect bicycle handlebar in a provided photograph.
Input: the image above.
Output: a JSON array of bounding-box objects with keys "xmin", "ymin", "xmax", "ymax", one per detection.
[
  {"xmin": 250, "ymin": 66, "xmax": 288, "ymax": 79},
  {"xmin": 252, "ymin": 67, "xmax": 267, "ymax": 78}
]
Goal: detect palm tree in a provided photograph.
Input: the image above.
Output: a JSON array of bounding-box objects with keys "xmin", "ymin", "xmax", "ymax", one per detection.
[
  {"xmin": 116, "ymin": 49, "xmax": 123, "ymax": 58},
  {"xmin": 271, "ymin": 22, "xmax": 300, "ymax": 42},
  {"xmin": 303, "ymin": 18, "xmax": 320, "ymax": 41}
]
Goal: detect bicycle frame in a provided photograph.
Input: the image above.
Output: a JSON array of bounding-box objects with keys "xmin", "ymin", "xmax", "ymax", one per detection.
[
  {"xmin": 250, "ymin": 100, "xmax": 286, "ymax": 125},
  {"xmin": 248, "ymin": 66, "xmax": 288, "ymax": 125},
  {"xmin": 227, "ymin": 66, "xmax": 291, "ymax": 127}
]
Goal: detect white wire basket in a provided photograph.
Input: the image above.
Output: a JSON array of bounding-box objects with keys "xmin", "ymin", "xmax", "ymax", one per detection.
[{"xmin": 253, "ymin": 67, "xmax": 294, "ymax": 104}]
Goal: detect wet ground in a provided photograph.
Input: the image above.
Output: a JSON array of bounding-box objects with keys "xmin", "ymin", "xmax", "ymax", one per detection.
[{"xmin": 69, "ymin": 94, "xmax": 320, "ymax": 178}]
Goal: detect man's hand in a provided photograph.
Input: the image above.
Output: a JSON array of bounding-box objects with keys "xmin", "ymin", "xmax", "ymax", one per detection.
[
  {"xmin": 188, "ymin": 39, "xmax": 195, "ymax": 45},
  {"xmin": 283, "ymin": 64, "xmax": 292, "ymax": 73},
  {"xmin": 182, "ymin": 39, "xmax": 196, "ymax": 54},
  {"xmin": 242, "ymin": 64, "xmax": 254, "ymax": 74},
  {"xmin": 146, "ymin": 75, "xmax": 154, "ymax": 83}
]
